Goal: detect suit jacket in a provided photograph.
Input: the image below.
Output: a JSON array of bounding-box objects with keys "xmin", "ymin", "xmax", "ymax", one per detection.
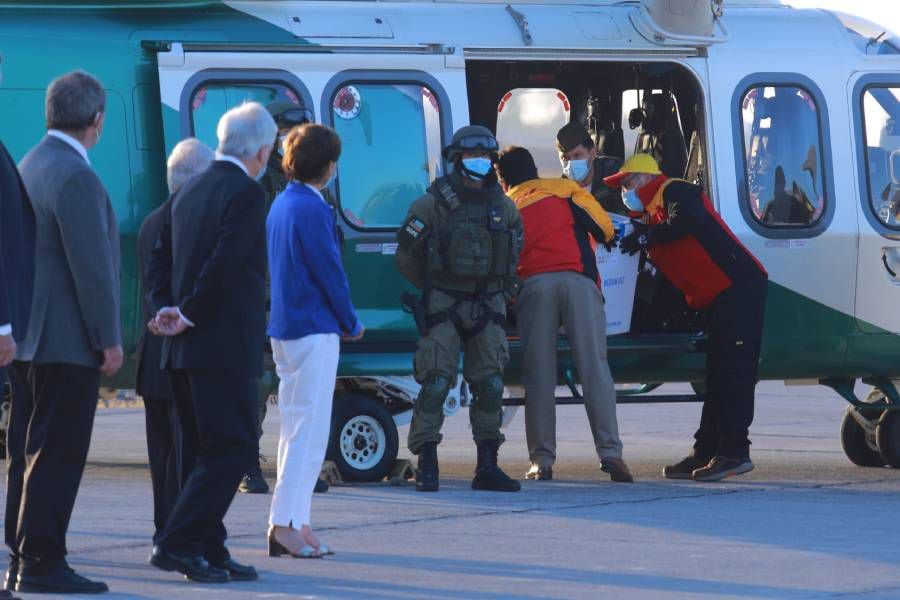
[
  {"xmin": 147, "ymin": 160, "xmax": 266, "ymax": 377},
  {"xmin": 0, "ymin": 141, "xmax": 36, "ymax": 342},
  {"xmin": 135, "ymin": 198, "xmax": 174, "ymax": 399},
  {"xmin": 17, "ymin": 135, "xmax": 121, "ymax": 367}
]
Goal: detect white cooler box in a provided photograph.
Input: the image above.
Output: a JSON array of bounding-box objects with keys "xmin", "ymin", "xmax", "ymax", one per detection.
[{"xmin": 596, "ymin": 215, "xmax": 640, "ymax": 335}]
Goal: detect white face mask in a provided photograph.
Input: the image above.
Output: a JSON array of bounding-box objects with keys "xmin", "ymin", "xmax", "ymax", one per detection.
[{"xmin": 562, "ymin": 158, "xmax": 590, "ymax": 183}]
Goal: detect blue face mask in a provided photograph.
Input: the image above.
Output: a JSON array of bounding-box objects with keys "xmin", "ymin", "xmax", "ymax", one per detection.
[
  {"xmin": 622, "ymin": 188, "xmax": 644, "ymax": 212},
  {"xmin": 461, "ymin": 157, "xmax": 492, "ymax": 179},
  {"xmin": 562, "ymin": 158, "xmax": 590, "ymax": 183}
]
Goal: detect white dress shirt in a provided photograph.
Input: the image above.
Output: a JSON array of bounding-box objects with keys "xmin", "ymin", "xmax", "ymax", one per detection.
[
  {"xmin": 47, "ymin": 130, "xmax": 90, "ymax": 165},
  {"xmin": 304, "ymin": 183, "xmax": 326, "ymax": 204},
  {"xmin": 214, "ymin": 152, "xmax": 249, "ymax": 176}
]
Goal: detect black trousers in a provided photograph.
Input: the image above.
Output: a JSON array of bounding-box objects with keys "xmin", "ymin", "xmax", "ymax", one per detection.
[
  {"xmin": 4, "ymin": 361, "xmax": 100, "ymax": 561},
  {"xmin": 156, "ymin": 369, "xmax": 256, "ymax": 562},
  {"xmin": 693, "ymin": 277, "xmax": 767, "ymax": 459},
  {"xmin": 143, "ymin": 393, "xmax": 181, "ymax": 545}
]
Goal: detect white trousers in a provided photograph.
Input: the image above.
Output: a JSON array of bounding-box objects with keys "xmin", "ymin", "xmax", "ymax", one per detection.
[{"xmin": 268, "ymin": 333, "xmax": 340, "ymax": 528}]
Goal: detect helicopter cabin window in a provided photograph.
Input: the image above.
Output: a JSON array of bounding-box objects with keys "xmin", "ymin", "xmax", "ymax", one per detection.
[
  {"xmin": 331, "ymin": 83, "xmax": 443, "ymax": 230},
  {"xmin": 495, "ymin": 88, "xmax": 570, "ymax": 177},
  {"xmin": 861, "ymin": 86, "xmax": 900, "ymax": 229},
  {"xmin": 189, "ymin": 82, "xmax": 308, "ymax": 152},
  {"xmin": 740, "ymin": 85, "xmax": 825, "ymax": 228}
]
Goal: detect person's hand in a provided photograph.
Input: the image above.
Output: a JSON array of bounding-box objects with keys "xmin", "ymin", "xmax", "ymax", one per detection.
[
  {"xmin": 620, "ymin": 231, "xmax": 648, "ymax": 256},
  {"xmin": 100, "ymin": 345, "xmax": 124, "ymax": 377},
  {"xmin": 620, "ymin": 220, "xmax": 650, "ymax": 256},
  {"xmin": 342, "ymin": 327, "xmax": 365, "ymax": 342},
  {"xmin": 0, "ymin": 334, "xmax": 16, "ymax": 367},
  {"xmin": 154, "ymin": 307, "xmax": 189, "ymax": 337},
  {"xmin": 602, "ymin": 237, "xmax": 617, "ymax": 252},
  {"xmin": 147, "ymin": 318, "xmax": 162, "ymax": 336}
]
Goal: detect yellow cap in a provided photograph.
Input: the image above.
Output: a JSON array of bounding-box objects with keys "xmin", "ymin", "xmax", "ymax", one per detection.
[{"xmin": 603, "ymin": 153, "xmax": 662, "ymax": 188}]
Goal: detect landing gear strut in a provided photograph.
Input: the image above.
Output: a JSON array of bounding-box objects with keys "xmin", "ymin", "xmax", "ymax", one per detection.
[{"xmin": 824, "ymin": 378, "xmax": 900, "ymax": 468}]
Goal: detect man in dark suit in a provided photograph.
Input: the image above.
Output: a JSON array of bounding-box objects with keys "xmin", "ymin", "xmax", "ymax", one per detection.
[
  {"xmin": 0, "ymin": 136, "xmax": 35, "ymax": 600},
  {"xmin": 146, "ymin": 102, "xmax": 276, "ymax": 583},
  {"xmin": 7, "ymin": 70, "xmax": 121, "ymax": 595},
  {"xmin": 0, "ymin": 139, "xmax": 35, "ymax": 372},
  {"xmin": 136, "ymin": 138, "xmax": 213, "ymax": 546}
]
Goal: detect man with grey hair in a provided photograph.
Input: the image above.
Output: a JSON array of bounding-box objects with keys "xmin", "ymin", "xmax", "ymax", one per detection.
[
  {"xmin": 146, "ymin": 102, "xmax": 275, "ymax": 583},
  {"xmin": 7, "ymin": 69, "xmax": 120, "ymax": 595},
  {"xmin": 135, "ymin": 138, "xmax": 213, "ymax": 553},
  {"xmin": 166, "ymin": 137, "xmax": 214, "ymax": 195}
]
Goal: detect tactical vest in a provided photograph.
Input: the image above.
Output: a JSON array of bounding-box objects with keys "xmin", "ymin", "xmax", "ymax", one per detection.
[{"xmin": 425, "ymin": 176, "xmax": 517, "ymax": 294}]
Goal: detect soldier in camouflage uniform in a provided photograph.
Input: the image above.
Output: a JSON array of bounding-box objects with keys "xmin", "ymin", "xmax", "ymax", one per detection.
[
  {"xmin": 395, "ymin": 126, "xmax": 524, "ymax": 493},
  {"xmin": 557, "ymin": 121, "xmax": 625, "ymax": 214}
]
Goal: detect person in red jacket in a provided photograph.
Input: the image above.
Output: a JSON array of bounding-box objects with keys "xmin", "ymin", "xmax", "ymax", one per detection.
[
  {"xmin": 496, "ymin": 146, "xmax": 633, "ymax": 484},
  {"xmin": 607, "ymin": 154, "xmax": 768, "ymax": 482}
]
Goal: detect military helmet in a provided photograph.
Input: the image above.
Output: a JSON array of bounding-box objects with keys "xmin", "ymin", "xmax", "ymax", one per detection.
[
  {"xmin": 266, "ymin": 100, "xmax": 313, "ymax": 130},
  {"xmin": 442, "ymin": 125, "xmax": 499, "ymax": 162}
]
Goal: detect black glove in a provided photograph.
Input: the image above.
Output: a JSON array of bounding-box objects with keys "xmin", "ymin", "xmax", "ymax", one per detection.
[
  {"xmin": 620, "ymin": 221, "xmax": 650, "ymax": 256},
  {"xmin": 602, "ymin": 237, "xmax": 617, "ymax": 252}
]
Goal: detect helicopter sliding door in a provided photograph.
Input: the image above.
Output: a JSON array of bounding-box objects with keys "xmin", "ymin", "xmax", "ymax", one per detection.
[
  {"xmin": 851, "ymin": 74, "xmax": 900, "ymax": 338},
  {"xmin": 154, "ymin": 42, "xmax": 468, "ymax": 355},
  {"xmin": 705, "ymin": 16, "xmax": 859, "ymax": 377}
]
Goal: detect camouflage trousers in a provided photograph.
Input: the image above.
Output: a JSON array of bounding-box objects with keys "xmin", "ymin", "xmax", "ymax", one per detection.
[{"xmin": 407, "ymin": 289, "xmax": 509, "ymax": 454}]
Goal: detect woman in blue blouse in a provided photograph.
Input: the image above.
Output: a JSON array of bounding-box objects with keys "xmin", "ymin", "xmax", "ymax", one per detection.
[{"xmin": 266, "ymin": 124, "xmax": 363, "ymax": 558}]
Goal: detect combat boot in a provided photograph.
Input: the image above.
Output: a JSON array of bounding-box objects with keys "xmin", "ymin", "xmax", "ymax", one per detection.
[
  {"xmin": 415, "ymin": 442, "xmax": 439, "ymax": 492},
  {"xmin": 472, "ymin": 440, "xmax": 521, "ymax": 492}
]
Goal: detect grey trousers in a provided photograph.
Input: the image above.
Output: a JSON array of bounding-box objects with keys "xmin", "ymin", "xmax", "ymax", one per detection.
[{"xmin": 515, "ymin": 271, "xmax": 623, "ymax": 467}]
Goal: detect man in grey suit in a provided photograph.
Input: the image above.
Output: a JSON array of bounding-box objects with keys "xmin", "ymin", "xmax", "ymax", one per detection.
[{"xmin": 5, "ymin": 70, "xmax": 121, "ymax": 595}]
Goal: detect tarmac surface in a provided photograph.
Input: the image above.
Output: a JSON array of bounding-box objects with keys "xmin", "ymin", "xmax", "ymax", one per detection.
[{"xmin": 2, "ymin": 381, "xmax": 900, "ymax": 599}]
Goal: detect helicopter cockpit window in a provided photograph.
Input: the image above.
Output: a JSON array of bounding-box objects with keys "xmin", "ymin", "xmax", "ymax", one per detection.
[
  {"xmin": 741, "ymin": 85, "xmax": 825, "ymax": 228},
  {"xmin": 331, "ymin": 83, "xmax": 443, "ymax": 230},
  {"xmin": 861, "ymin": 86, "xmax": 900, "ymax": 229}
]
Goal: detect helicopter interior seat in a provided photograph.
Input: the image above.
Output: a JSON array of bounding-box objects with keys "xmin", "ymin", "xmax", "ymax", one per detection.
[
  {"xmin": 779, "ymin": 92, "xmax": 821, "ymax": 207},
  {"xmin": 596, "ymin": 123, "xmax": 626, "ymax": 160},
  {"xmin": 684, "ymin": 102, "xmax": 705, "ymax": 187},
  {"xmin": 866, "ymin": 146, "xmax": 890, "ymax": 201},
  {"xmin": 634, "ymin": 92, "xmax": 688, "ymax": 177}
]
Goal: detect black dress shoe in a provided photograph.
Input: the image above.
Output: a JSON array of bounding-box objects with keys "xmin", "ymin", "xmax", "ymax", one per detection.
[
  {"xmin": 238, "ymin": 465, "xmax": 269, "ymax": 494},
  {"xmin": 15, "ymin": 562, "xmax": 108, "ymax": 594},
  {"xmin": 209, "ymin": 558, "xmax": 257, "ymax": 581},
  {"xmin": 149, "ymin": 546, "xmax": 229, "ymax": 583},
  {"xmin": 3, "ymin": 554, "xmax": 17, "ymax": 591},
  {"xmin": 314, "ymin": 477, "xmax": 329, "ymax": 493}
]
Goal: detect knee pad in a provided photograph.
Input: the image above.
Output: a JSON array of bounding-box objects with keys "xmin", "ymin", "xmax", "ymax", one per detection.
[
  {"xmin": 419, "ymin": 374, "xmax": 452, "ymax": 414},
  {"xmin": 471, "ymin": 375, "xmax": 504, "ymax": 413}
]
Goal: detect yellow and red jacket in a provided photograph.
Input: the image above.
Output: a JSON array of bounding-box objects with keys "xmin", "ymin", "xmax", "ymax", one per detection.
[
  {"xmin": 640, "ymin": 176, "xmax": 767, "ymax": 309},
  {"xmin": 507, "ymin": 178, "xmax": 614, "ymax": 283}
]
